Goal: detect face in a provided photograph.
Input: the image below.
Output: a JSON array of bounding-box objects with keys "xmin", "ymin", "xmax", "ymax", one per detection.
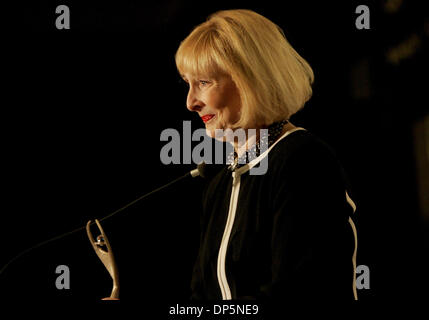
[{"xmin": 182, "ymin": 72, "xmax": 242, "ymax": 139}]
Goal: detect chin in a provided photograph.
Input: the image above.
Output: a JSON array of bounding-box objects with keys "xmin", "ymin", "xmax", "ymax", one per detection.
[
  {"xmin": 205, "ymin": 127, "xmax": 216, "ymax": 139},
  {"xmin": 205, "ymin": 125, "xmax": 225, "ymax": 141}
]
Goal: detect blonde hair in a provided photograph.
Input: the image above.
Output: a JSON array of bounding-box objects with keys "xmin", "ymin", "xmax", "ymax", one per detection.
[{"xmin": 175, "ymin": 9, "xmax": 314, "ymax": 129}]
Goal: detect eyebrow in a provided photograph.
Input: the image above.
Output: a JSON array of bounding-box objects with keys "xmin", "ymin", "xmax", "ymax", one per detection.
[{"xmin": 181, "ymin": 74, "xmax": 215, "ymax": 82}]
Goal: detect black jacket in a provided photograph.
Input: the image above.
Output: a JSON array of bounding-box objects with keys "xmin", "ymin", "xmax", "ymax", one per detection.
[{"xmin": 191, "ymin": 128, "xmax": 358, "ymax": 301}]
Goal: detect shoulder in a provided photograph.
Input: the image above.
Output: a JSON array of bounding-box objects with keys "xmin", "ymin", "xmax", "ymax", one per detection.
[
  {"xmin": 266, "ymin": 130, "xmax": 354, "ymax": 214},
  {"xmin": 269, "ymin": 129, "xmax": 340, "ymax": 167},
  {"xmin": 265, "ymin": 129, "xmax": 350, "ymax": 193}
]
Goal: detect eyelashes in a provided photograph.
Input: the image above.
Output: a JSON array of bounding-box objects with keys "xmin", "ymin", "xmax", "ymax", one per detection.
[{"xmin": 178, "ymin": 78, "xmax": 211, "ymax": 88}]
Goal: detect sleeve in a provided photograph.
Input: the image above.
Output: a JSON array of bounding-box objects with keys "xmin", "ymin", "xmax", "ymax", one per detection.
[{"xmin": 258, "ymin": 140, "xmax": 357, "ymax": 301}]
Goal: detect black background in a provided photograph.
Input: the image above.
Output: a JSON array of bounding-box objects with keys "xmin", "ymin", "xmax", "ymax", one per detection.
[{"xmin": 1, "ymin": 0, "xmax": 428, "ymax": 307}]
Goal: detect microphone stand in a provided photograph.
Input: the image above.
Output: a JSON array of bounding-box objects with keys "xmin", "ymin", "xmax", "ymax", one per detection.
[
  {"xmin": 83, "ymin": 164, "xmax": 213, "ymax": 300},
  {"xmin": 0, "ymin": 163, "xmax": 213, "ymax": 301}
]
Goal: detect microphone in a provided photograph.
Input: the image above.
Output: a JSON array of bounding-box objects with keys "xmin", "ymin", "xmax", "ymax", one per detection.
[
  {"xmin": 190, "ymin": 165, "xmax": 202, "ymax": 177},
  {"xmin": 191, "ymin": 161, "xmax": 221, "ymax": 179},
  {"xmin": 190, "ymin": 161, "xmax": 212, "ymax": 178},
  {"xmin": 0, "ymin": 162, "xmax": 213, "ymax": 277}
]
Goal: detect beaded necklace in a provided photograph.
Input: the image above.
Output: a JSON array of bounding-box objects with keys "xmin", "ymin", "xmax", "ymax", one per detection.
[{"xmin": 228, "ymin": 119, "xmax": 288, "ymax": 171}]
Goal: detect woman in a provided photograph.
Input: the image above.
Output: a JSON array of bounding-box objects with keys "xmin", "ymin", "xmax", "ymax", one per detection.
[{"xmin": 175, "ymin": 9, "xmax": 358, "ymax": 301}]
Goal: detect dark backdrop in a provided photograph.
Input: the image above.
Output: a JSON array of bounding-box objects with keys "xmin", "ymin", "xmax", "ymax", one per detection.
[{"xmin": 1, "ymin": 0, "xmax": 428, "ymax": 305}]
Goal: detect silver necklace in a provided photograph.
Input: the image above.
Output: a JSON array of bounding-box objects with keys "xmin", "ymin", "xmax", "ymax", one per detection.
[{"xmin": 228, "ymin": 120, "xmax": 288, "ymax": 171}]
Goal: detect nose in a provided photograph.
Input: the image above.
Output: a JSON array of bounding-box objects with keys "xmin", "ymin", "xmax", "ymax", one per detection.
[{"xmin": 186, "ymin": 86, "xmax": 203, "ymax": 112}]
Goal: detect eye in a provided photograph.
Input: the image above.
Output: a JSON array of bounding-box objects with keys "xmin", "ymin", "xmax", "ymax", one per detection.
[{"xmin": 199, "ymin": 80, "xmax": 210, "ymax": 86}]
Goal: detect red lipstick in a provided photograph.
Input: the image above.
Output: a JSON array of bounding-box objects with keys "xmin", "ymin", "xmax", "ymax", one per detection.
[{"xmin": 201, "ymin": 114, "xmax": 215, "ymax": 123}]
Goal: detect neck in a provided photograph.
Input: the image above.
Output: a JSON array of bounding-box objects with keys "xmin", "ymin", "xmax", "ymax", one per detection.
[
  {"xmin": 233, "ymin": 128, "xmax": 261, "ymax": 158},
  {"xmin": 227, "ymin": 120, "xmax": 295, "ymax": 171},
  {"xmin": 233, "ymin": 121, "xmax": 295, "ymax": 157}
]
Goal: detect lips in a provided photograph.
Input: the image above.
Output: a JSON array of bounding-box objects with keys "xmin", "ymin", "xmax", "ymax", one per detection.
[{"xmin": 201, "ymin": 114, "xmax": 215, "ymax": 123}]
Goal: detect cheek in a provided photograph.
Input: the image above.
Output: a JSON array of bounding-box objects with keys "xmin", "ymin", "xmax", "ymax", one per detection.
[
  {"xmin": 220, "ymin": 104, "xmax": 241, "ymax": 124},
  {"xmin": 223, "ymin": 87, "xmax": 241, "ymax": 119},
  {"xmin": 206, "ymin": 84, "xmax": 241, "ymax": 122},
  {"xmin": 206, "ymin": 87, "xmax": 232, "ymax": 111},
  {"xmin": 207, "ymin": 94, "xmax": 225, "ymax": 112}
]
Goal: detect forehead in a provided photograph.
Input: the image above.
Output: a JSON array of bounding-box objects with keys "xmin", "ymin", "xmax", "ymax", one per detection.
[
  {"xmin": 181, "ymin": 70, "xmax": 230, "ymax": 81},
  {"xmin": 181, "ymin": 73, "xmax": 205, "ymax": 80}
]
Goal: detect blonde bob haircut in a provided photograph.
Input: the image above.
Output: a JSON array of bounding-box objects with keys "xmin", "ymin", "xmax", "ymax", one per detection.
[{"xmin": 175, "ymin": 9, "xmax": 314, "ymax": 129}]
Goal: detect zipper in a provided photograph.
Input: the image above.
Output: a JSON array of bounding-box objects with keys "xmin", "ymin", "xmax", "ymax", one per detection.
[{"xmin": 217, "ymin": 172, "xmax": 241, "ymax": 300}]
